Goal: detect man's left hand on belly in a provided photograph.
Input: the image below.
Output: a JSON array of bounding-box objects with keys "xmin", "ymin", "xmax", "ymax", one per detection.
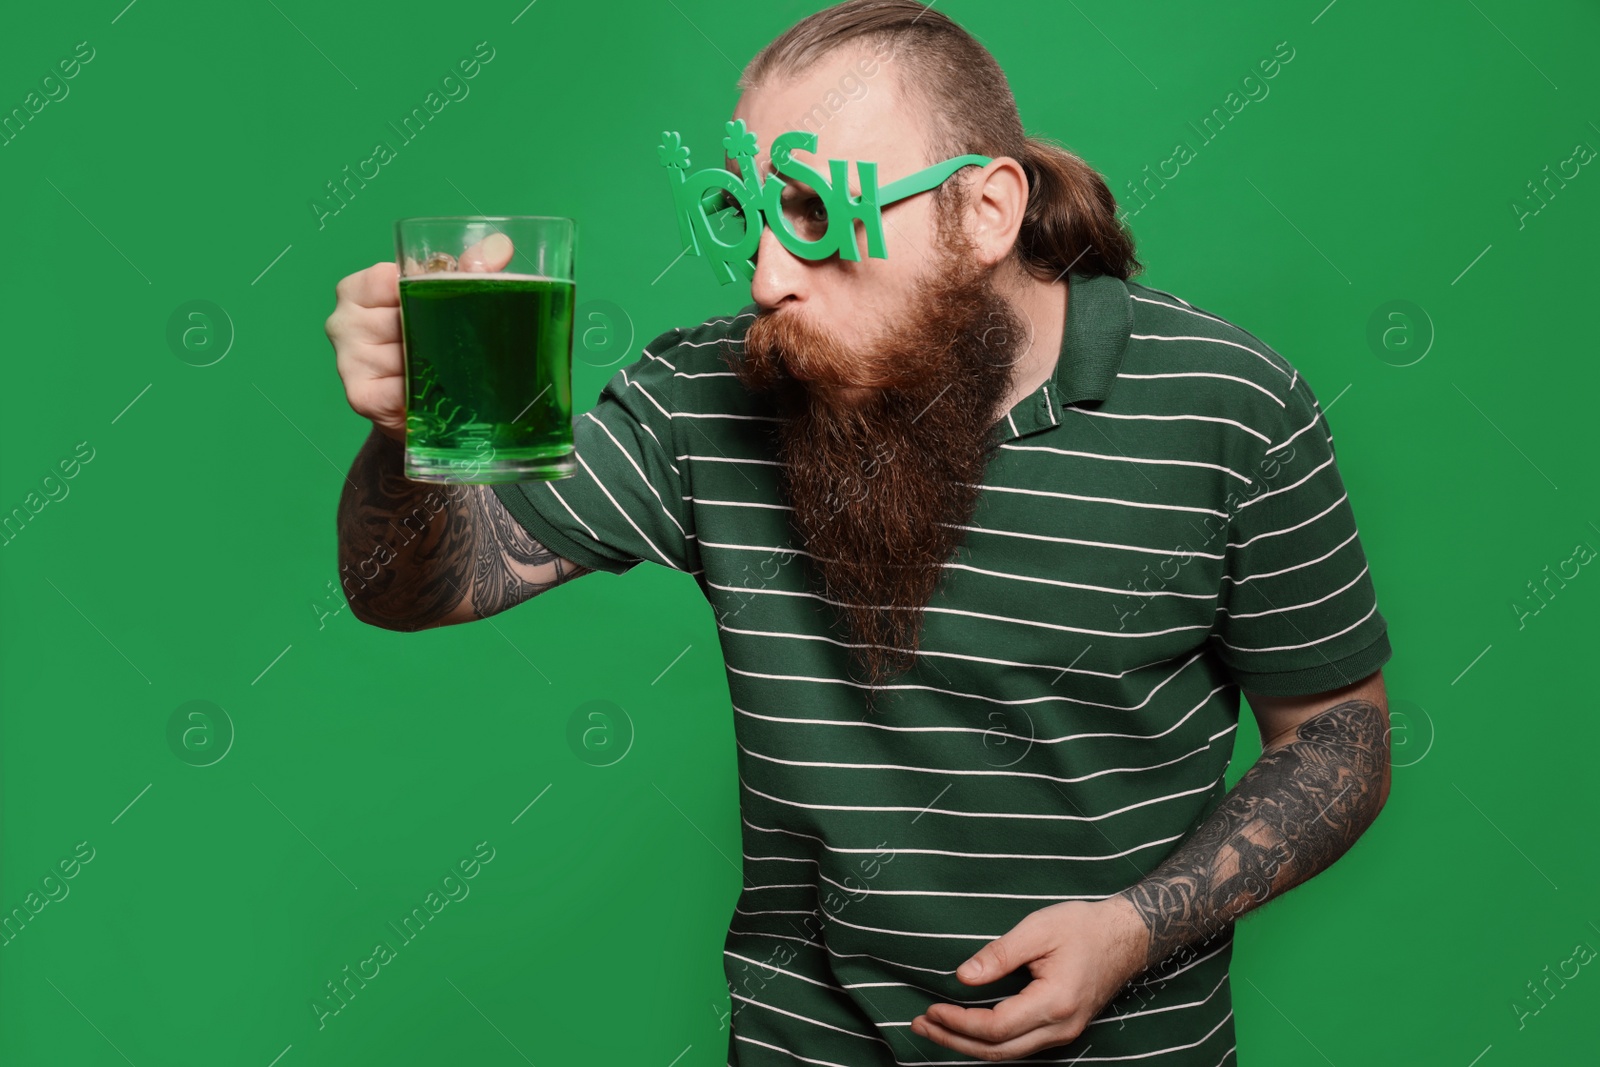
[{"xmin": 909, "ymin": 896, "xmax": 1150, "ymax": 1059}]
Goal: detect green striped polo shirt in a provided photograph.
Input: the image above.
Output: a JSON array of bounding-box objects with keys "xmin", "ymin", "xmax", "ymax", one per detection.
[{"xmin": 492, "ymin": 270, "xmax": 1392, "ymax": 1066}]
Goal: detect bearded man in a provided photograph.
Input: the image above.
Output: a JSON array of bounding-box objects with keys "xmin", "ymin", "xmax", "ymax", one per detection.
[{"xmin": 330, "ymin": 3, "xmax": 1394, "ymax": 1064}]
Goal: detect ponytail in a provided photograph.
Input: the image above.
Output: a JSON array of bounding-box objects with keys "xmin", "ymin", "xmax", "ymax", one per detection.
[{"xmin": 1015, "ymin": 136, "xmax": 1142, "ymax": 282}]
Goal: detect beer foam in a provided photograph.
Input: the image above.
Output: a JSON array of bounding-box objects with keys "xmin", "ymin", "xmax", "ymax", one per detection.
[{"xmin": 400, "ymin": 271, "xmax": 569, "ymax": 282}]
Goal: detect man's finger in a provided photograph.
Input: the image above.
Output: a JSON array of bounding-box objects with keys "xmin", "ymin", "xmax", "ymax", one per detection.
[
  {"xmin": 956, "ymin": 912, "xmax": 1049, "ymax": 986},
  {"xmin": 339, "ymin": 260, "xmax": 400, "ymax": 310},
  {"xmin": 912, "ymin": 1009, "xmax": 1077, "ymax": 1062},
  {"xmin": 340, "ymin": 307, "xmax": 401, "ymax": 347},
  {"xmin": 924, "ymin": 977, "xmax": 1061, "ymax": 1043},
  {"xmin": 459, "ymin": 231, "xmax": 514, "ymax": 272}
]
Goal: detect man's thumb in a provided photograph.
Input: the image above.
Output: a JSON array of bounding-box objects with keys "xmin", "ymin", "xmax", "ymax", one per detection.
[
  {"xmin": 957, "ymin": 924, "xmax": 1039, "ymax": 984},
  {"xmin": 459, "ymin": 231, "xmax": 514, "ymax": 272}
]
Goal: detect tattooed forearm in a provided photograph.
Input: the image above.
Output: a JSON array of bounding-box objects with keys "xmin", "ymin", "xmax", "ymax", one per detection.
[
  {"xmin": 1114, "ymin": 698, "xmax": 1390, "ymax": 971},
  {"xmin": 337, "ymin": 425, "xmax": 591, "ymax": 630}
]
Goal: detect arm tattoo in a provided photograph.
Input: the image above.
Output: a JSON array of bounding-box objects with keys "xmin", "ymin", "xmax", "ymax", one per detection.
[
  {"xmin": 337, "ymin": 427, "xmax": 591, "ymax": 630},
  {"xmin": 1115, "ymin": 697, "xmax": 1389, "ymax": 972}
]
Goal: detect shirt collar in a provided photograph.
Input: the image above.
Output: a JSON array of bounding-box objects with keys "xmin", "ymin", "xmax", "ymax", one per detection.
[
  {"xmin": 994, "ymin": 270, "xmax": 1135, "ymax": 444},
  {"xmin": 1053, "ymin": 271, "xmax": 1134, "ymax": 405}
]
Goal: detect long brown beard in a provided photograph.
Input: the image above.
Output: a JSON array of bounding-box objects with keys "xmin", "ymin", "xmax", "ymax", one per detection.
[{"xmin": 725, "ymin": 208, "xmax": 1028, "ymax": 713}]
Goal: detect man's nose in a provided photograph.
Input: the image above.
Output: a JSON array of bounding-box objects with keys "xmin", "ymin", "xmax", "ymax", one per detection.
[{"xmin": 749, "ymin": 223, "xmax": 808, "ymax": 312}]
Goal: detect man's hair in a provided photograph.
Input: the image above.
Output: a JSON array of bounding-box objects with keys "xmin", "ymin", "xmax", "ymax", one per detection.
[{"xmin": 739, "ymin": 0, "xmax": 1142, "ymax": 283}]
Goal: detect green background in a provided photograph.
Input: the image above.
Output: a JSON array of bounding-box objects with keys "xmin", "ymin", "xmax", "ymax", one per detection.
[{"xmin": 3, "ymin": 1, "xmax": 1596, "ymax": 1064}]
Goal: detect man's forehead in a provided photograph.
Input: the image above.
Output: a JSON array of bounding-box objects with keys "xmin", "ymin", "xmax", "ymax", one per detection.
[{"xmin": 722, "ymin": 151, "xmax": 774, "ymax": 179}]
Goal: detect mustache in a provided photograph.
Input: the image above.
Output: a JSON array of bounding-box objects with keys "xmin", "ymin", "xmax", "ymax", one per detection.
[{"xmin": 745, "ymin": 310, "xmax": 930, "ymax": 393}]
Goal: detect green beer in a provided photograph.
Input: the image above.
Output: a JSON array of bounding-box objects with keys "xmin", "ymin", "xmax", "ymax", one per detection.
[{"xmin": 398, "ymin": 272, "xmax": 576, "ymax": 482}]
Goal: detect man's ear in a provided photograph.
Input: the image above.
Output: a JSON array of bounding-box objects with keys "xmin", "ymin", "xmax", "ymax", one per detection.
[{"xmin": 967, "ymin": 157, "xmax": 1029, "ymax": 268}]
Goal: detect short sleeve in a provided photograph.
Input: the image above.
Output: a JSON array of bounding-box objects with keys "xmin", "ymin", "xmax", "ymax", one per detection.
[
  {"xmin": 1209, "ymin": 370, "xmax": 1392, "ymax": 695},
  {"xmin": 490, "ymin": 327, "xmax": 698, "ymax": 576}
]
